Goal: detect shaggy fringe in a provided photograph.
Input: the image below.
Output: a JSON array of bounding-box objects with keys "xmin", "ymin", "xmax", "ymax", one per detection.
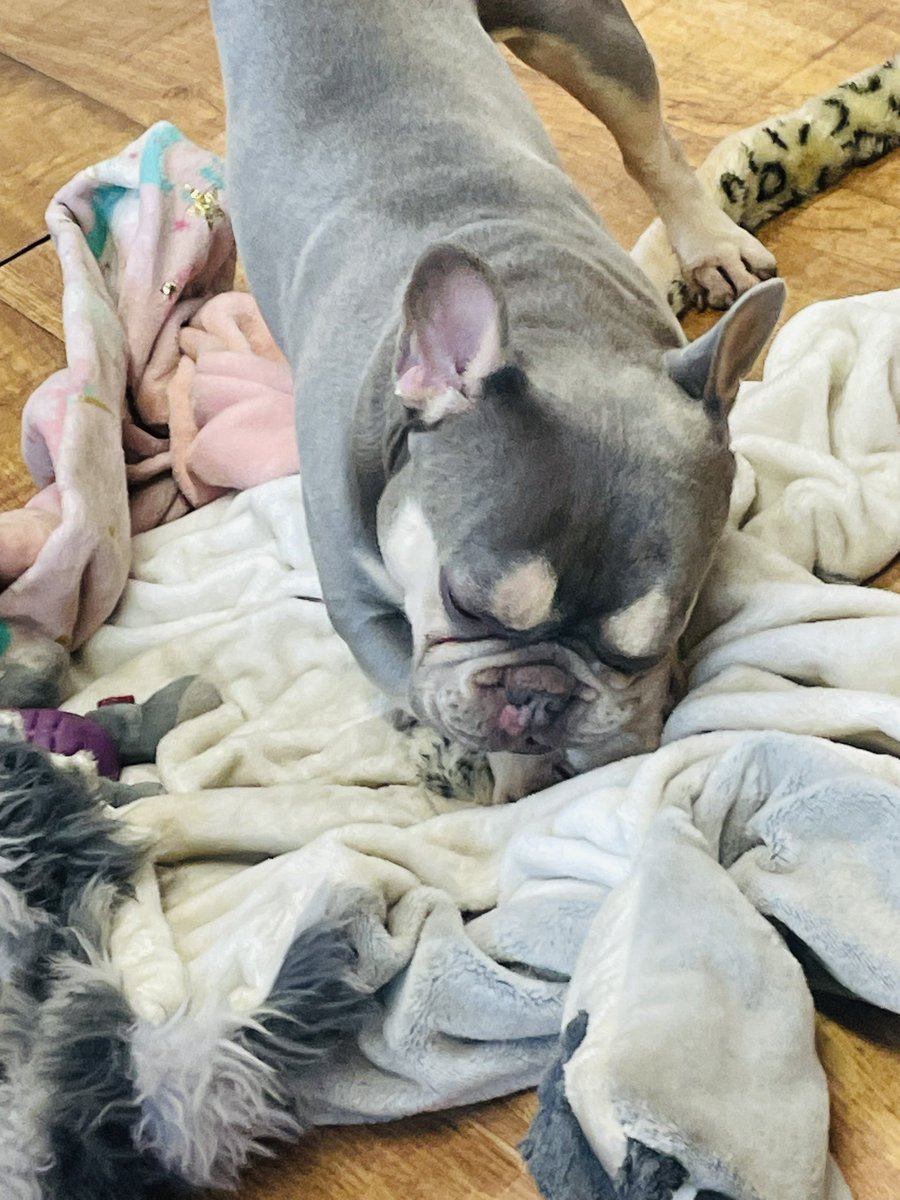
[
  {"xmin": 0, "ymin": 739, "xmax": 145, "ymax": 925},
  {"xmin": 0, "ymin": 979, "xmax": 49, "ymax": 1200},
  {"xmin": 5, "ymin": 913, "xmax": 371, "ymax": 1198},
  {"xmin": 242, "ymin": 915, "xmax": 375, "ymax": 1071},
  {"xmin": 35, "ymin": 957, "xmax": 186, "ymax": 1200},
  {"xmin": 0, "ymin": 737, "xmax": 372, "ymax": 1196},
  {"xmin": 132, "ymin": 1013, "xmax": 300, "ymax": 1189},
  {"xmin": 133, "ymin": 917, "xmax": 372, "ymax": 1190},
  {"xmin": 0, "ymin": 737, "xmax": 174, "ymax": 1198}
]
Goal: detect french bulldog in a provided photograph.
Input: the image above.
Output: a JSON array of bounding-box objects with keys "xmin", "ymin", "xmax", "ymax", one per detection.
[{"xmin": 211, "ymin": 0, "xmax": 785, "ymax": 800}]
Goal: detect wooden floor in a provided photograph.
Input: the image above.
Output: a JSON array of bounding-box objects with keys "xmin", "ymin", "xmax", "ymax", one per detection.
[{"xmin": 1, "ymin": 1, "xmax": 898, "ymax": 1197}]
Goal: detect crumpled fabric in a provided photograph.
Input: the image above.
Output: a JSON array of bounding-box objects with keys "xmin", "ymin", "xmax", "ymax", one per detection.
[
  {"xmin": 0, "ymin": 124, "xmax": 296, "ymax": 650},
  {"xmin": 164, "ymin": 291, "xmax": 295, "ymax": 515}
]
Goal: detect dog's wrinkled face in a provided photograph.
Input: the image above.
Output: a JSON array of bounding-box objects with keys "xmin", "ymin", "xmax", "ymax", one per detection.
[
  {"xmin": 378, "ymin": 392, "xmax": 719, "ymax": 768},
  {"xmin": 378, "ymin": 245, "xmax": 784, "ymax": 774}
]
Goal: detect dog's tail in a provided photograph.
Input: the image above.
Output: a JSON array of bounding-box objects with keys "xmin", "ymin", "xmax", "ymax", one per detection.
[{"xmin": 633, "ymin": 54, "xmax": 900, "ymax": 314}]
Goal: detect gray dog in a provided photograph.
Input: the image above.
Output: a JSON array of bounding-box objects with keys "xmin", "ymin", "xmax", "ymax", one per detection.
[{"xmin": 211, "ymin": 0, "xmax": 785, "ymax": 801}]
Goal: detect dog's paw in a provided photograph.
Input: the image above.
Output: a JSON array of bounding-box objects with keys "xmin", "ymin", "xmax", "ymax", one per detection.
[{"xmin": 677, "ymin": 211, "xmax": 777, "ymax": 311}]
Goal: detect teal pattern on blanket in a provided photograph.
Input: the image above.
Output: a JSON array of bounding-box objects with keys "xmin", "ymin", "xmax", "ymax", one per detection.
[
  {"xmin": 200, "ymin": 161, "xmax": 226, "ymax": 191},
  {"xmin": 139, "ymin": 123, "xmax": 185, "ymax": 193},
  {"xmin": 86, "ymin": 184, "xmax": 128, "ymax": 260},
  {"xmin": 0, "ymin": 620, "xmax": 10, "ymax": 657}
]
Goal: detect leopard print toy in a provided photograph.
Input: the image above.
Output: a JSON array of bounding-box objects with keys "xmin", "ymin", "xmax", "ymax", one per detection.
[{"xmin": 633, "ymin": 54, "xmax": 900, "ymax": 314}]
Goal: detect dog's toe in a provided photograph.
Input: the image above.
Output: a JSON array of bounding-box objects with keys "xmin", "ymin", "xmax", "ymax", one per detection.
[
  {"xmin": 675, "ymin": 210, "xmax": 777, "ymax": 310},
  {"xmin": 745, "ymin": 255, "xmax": 778, "ymax": 281},
  {"xmin": 738, "ymin": 231, "xmax": 778, "ymax": 278},
  {"xmin": 690, "ymin": 260, "xmax": 747, "ymax": 309},
  {"xmin": 688, "ymin": 236, "xmax": 777, "ymax": 310}
]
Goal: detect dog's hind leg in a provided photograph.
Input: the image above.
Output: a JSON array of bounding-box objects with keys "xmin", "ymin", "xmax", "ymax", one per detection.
[{"xmin": 479, "ymin": 0, "xmax": 777, "ymax": 309}]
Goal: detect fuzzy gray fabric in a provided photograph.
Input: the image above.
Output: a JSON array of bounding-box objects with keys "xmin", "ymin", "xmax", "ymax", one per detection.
[
  {"xmin": 521, "ymin": 1013, "xmax": 617, "ymax": 1200},
  {"xmin": 0, "ymin": 727, "xmax": 373, "ymax": 1200}
]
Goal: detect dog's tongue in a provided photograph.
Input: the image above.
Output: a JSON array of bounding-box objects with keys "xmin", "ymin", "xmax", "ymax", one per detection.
[{"xmin": 498, "ymin": 704, "xmax": 530, "ymax": 736}]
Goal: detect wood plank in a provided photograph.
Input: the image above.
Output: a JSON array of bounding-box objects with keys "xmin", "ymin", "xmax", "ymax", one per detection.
[
  {"xmin": 638, "ymin": 0, "xmax": 849, "ymax": 164},
  {"xmin": 769, "ymin": 12, "xmax": 900, "ymax": 106},
  {"xmin": 846, "ymin": 152, "xmax": 900, "ymax": 210},
  {"xmin": 0, "ymin": 54, "xmax": 142, "ymax": 260},
  {"xmin": 874, "ymin": 559, "xmax": 900, "ymax": 592},
  {"xmin": 506, "ymin": 14, "xmax": 899, "ymax": 258},
  {"xmin": 506, "ymin": 54, "xmax": 654, "ymax": 250},
  {"xmin": 0, "ymin": 0, "xmax": 227, "ymax": 151},
  {"xmin": 217, "ymin": 1013, "xmax": 900, "ymax": 1200},
  {"xmin": 819, "ymin": 1010, "xmax": 900, "ymax": 1200},
  {"xmin": 0, "ymin": 241, "xmax": 63, "ymax": 340},
  {"xmin": 0, "ymin": 300, "xmax": 63, "ymax": 511},
  {"xmin": 750, "ymin": 172, "xmax": 899, "ymax": 336},
  {"xmin": 212, "ymin": 1101, "xmax": 539, "ymax": 1200},
  {"xmin": 0, "ymin": 0, "xmax": 666, "ymax": 161}
]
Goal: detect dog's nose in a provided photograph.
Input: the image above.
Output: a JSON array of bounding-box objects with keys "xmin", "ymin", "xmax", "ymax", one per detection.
[{"xmin": 497, "ymin": 663, "xmax": 574, "ymax": 736}]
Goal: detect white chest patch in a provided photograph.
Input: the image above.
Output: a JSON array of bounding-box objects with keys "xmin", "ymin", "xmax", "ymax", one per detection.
[
  {"xmin": 489, "ymin": 558, "xmax": 558, "ymax": 631},
  {"xmin": 380, "ymin": 499, "xmax": 447, "ymax": 651},
  {"xmin": 602, "ymin": 586, "xmax": 669, "ymax": 658}
]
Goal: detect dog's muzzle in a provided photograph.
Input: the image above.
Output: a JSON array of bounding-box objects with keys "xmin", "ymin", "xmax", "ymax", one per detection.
[{"xmin": 409, "ymin": 640, "xmax": 639, "ymax": 755}]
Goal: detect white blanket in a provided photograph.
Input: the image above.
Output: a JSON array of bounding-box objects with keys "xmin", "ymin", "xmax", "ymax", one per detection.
[{"xmin": 59, "ymin": 289, "xmax": 900, "ymax": 1199}]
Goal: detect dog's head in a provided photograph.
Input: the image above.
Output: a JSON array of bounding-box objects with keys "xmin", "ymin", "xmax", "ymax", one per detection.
[{"xmin": 378, "ymin": 245, "xmax": 784, "ymax": 771}]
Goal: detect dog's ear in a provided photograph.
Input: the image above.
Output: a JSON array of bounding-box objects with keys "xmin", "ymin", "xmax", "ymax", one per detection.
[
  {"xmin": 666, "ymin": 278, "xmax": 786, "ymax": 417},
  {"xmin": 394, "ymin": 244, "xmax": 509, "ymax": 424}
]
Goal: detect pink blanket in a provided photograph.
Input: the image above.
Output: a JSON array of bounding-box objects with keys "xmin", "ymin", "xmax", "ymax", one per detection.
[{"xmin": 0, "ymin": 124, "xmax": 297, "ymax": 649}]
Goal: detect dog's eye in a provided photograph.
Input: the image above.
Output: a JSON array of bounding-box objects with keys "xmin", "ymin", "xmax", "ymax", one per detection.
[
  {"xmin": 562, "ymin": 631, "xmax": 658, "ymax": 677},
  {"xmin": 439, "ymin": 571, "xmax": 491, "ymax": 630},
  {"xmin": 446, "ymin": 587, "xmax": 486, "ymax": 626}
]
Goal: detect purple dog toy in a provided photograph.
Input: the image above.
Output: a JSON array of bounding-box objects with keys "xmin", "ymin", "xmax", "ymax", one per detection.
[{"xmin": 18, "ymin": 707, "xmax": 123, "ymax": 779}]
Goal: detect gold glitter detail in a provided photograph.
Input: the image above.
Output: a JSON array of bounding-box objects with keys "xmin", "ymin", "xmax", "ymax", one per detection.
[
  {"xmin": 81, "ymin": 393, "xmax": 113, "ymax": 414},
  {"xmin": 160, "ymin": 280, "xmax": 178, "ymax": 297},
  {"xmin": 184, "ymin": 185, "xmax": 224, "ymax": 229}
]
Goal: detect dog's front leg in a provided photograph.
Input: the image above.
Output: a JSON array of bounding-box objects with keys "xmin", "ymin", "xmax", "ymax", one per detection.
[{"xmin": 481, "ymin": 0, "xmax": 777, "ymax": 310}]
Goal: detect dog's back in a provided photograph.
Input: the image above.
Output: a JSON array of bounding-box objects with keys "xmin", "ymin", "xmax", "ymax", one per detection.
[{"xmin": 214, "ymin": 0, "xmax": 671, "ymax": 376}]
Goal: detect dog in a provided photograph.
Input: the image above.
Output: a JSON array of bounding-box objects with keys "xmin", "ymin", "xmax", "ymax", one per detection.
[{"xmin": 211, "ymin": 0, "xmax": 785, "ymax": 801}]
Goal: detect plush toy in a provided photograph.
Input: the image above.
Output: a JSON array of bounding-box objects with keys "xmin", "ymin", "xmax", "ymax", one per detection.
[
  {"xmin": 0, "ymin": 616, "xmax": 220, "ymax": 804},
  {"xmin": 633, "ymin": 53, "xmax": 900, "ymax": 314},
  {"xmin": 13, "ymin": 676, "xmax": 220, "ymax": 778}
]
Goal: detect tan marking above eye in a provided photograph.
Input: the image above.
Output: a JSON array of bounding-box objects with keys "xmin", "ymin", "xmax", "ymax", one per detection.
[
  {"xmin": 489, "ymin": 558, "xmax": 558, "ymax": 631},
  {"xmin": 602, "ymin": 587, "xmax": 669, "ymax": 657}
]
